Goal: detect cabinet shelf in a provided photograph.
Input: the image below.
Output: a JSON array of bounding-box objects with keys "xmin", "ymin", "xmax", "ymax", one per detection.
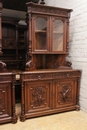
[
  {"xmin": 35, "ymin": 30, "xmax": 46, "ymax": 33},
  {"xmin": 53, "ymin": 31, "xmax": 63, "ymax": 34}
]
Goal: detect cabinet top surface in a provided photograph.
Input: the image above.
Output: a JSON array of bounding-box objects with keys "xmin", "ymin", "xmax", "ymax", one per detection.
[{"xmin": 21, "ymin": 69, "xmax": 81, "ymax": 74}]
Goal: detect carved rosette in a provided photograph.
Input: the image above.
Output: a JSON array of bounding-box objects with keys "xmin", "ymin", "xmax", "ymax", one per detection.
[
  {"xmin": 58, "ymin": 83, "xmax": 72, "ymax": 104},
  {"xmin": 31, "ymin": 86, "xmax": 45, "ymax": 107}
]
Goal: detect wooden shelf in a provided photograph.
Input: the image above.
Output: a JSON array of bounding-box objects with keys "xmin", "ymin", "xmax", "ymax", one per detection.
[{"xmin": 35, "ymin": 30, "xmax": 46, "ymax": 33}]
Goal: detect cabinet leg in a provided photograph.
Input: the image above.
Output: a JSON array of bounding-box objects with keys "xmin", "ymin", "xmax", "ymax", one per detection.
[
  {"xmin": 20, "ymin": 104, "xmax": 26, "ymax": 122},
  {"xmin": 11, "ymin": 106, "xmax": 18, "ymax": 124}
]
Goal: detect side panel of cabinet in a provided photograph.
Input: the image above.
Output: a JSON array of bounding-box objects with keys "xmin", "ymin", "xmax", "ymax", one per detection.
[
  {"xmin": 0, "ymin": 83, "xmax": 12, "ymax": 121},
  {"xmin": 24, "ymin": 80, "xmax": 53, "ymax": 115},
  {"xmin": 53, "ymin": 79, "xmax": 77, "ymax": 109}
]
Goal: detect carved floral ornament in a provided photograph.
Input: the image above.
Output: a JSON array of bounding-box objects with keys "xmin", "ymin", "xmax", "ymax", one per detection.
[
  {"xmin": 59, "ymin": 83, "xmax": 72, "ymax": 103},
  {"xmin": 31, "ymin": 86, "xmax": 45, "ymax": 107}
]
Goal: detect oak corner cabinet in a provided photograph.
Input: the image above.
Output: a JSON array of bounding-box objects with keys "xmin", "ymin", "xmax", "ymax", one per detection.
[
  {"xmin": 0, "ymin": 72, "xmax": 17, "ymax": 124},
  {"xmin": 20, "ymin": 3, "xmax": 81, "ymax": 122}
]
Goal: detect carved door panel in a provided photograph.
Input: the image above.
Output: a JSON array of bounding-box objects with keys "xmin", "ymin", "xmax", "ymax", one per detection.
[
  {"xmin": 24, "ymin": 81, "xmax": 52, "ymax": 114},
  {"xmin": 53, "ymin": 79, "xmax": 76, "ymax": 108},
  {"xmin": 0, "ymin": 83, "xmax": 12, "ymax": 119}
]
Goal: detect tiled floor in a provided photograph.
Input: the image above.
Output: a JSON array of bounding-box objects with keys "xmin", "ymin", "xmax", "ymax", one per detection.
[{"xmin": 1, "ymin": 103, "xmax": 87, "ymax": 130}]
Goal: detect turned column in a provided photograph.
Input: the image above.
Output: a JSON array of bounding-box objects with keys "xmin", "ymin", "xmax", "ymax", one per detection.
[{"xmin": 0, "ymin": 0, "xmax": 3, "ymax": 55}]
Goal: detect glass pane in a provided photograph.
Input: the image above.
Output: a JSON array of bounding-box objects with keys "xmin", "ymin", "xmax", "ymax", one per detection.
[
  {"xmin": 35, "ymin": 17, "xmax": 47, "ymax": 50},
  {"xmin": 53, "ymin": 19, "xmax": 63, "ymax": 51}
]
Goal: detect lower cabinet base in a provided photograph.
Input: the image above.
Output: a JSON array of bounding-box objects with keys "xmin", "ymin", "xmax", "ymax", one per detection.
[
  {"xmin": 20, "ymin": 105, "xmax": 80, "ymax": 121},
  {"xmin": 0, "ymin": 116, "xmax": 18, "ymax": 124},
  {"xmin": 20, "ymin": 69, "xmax": 81, "ymax": 122}
]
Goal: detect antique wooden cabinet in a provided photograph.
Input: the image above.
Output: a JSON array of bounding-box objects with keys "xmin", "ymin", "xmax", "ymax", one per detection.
[
  {"xmin": 0, "ymin": 72, "xmax": 17, "ymax": 124},
  {"xmin": 20, "ymin": 70, "xmax": 81, "ymax": 121},
  {"xmin": 20, "ymin": 3, "xmax": 81, "ymax": 121}
]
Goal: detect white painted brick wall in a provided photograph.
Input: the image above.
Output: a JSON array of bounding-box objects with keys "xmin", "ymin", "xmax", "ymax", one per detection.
[{"xmin": 46, "ymin": 0, "xmax": 87, "ymax": 112}]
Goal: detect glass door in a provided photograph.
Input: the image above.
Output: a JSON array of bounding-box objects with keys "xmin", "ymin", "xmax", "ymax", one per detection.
[
  {"xmin": 51, "ymin": 18, "xmax": 65, "ymax": 52},
  {"xmin": 32, "ymin": 15, "xmax": 49, "ymax": 53}
]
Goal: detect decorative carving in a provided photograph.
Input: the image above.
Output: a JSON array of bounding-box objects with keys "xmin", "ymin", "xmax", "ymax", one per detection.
[
  {"xmin": 20, "ymin": 104, "xmax": 26, "ymax": 122},
  {"xmin": 59, "ymin": 83, "xmax": 72, "ymax": 103},
  {"xmin": 25, "ymin": 54, "xmax": 36, "ymax": 70},
  {"xmin": 20, "ymin": 82, "xmax": 26, "ymax": 122},
  {"xmin": 2, "ymin": 39, "xmax": 16, "ymax": 48},
  {"xmin": 53, "ymin": 61, "xmax": 60, "ymax": 68},
  {"xmin": 31, "ymin": 86, "xmax": 45, "ymax": 107},
  {"xmin": 11, "ymin": 84, "xmax": 18, "ymax": 124},
  {"xmin": 53, "ymin": 71, "xmax": 80, "ymax": 79},
  {"xmin": 31, "ymin": 7, "xmax": 68, "ymax": 16},
  {"xmin": 11, "ymin": 106, "xmax": 18, "ymax": 124},
  {"xmin": 0, "ymin": 61, "xmax": 7, "ymax": 71},
  {"xmin": 24, "ymin": 73, "xmax": 52, "ymax": 81},
  {"xmin": 0, "ymin": 89, "xmax": 5, "ymax": 114},
  {"xmin": 0, "ymin": 75, "xmax": 11, "ymax": 81},
  {"xmin": 0, "ymin": 39, "xmax": 3, "ymax": 55},
  {"xmin": 64, "ymin": 61, "xmax": 72, "ymax": 67}
]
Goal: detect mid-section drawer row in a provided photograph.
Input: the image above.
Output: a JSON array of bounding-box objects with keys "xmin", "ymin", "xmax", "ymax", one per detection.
[{"xmin": 22, "ymin": 71, "xmax": 81, "ymax": 81}]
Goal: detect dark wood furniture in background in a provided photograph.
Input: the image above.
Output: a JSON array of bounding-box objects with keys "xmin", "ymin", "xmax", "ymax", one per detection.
[
  {"xmin": 0, "ymin": 72, "xmax": 17, "ymax": 124},
  {"xmin": 20, "ymin": 3, "xmax": 81, "ymax": 121},
  {"xmin": 1, "ymin": 17, "xmax": 27, "ymax": 70}
]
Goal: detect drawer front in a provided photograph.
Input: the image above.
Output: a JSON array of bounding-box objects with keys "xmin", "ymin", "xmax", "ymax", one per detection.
[
  {"xmin": 0, "ymin": 75, "xmax": 12, "ymax": 82},
  {"xmin": 53, "ymin": 71, "xmax": 80, "ymax": 79},
  {"xmin": 23, "ymin": 73, "xmax": 52, "ymax": 81}
]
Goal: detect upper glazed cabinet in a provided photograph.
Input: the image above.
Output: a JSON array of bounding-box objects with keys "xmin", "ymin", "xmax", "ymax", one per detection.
[
  {"xmin": 32, "ymin": 16, "xmax": 65, "ymax": 53},
  {"xmin": 26, "ymin": 2, "xmax": 72, "ymax": 54}
]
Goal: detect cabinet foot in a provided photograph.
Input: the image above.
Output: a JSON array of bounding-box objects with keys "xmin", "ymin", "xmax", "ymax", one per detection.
[
  {"xmin": 76, "ymin": 105, "xmax": 80, "ymax": 111},
  {"xmin": 12, "ymin": 116, "xmax": 18, "ymax": 124},
  {"xmin": 20, "ymin": 115, "xmax": 26, "ymax": 122}
]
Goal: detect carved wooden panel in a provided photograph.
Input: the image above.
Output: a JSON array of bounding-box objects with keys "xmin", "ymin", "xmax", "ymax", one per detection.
[
  {"xmin": 2, "ymin": 39, "xmax": 16, "ymax": 49},
  {"xmin": 53, "ymin": 71, "xmax": 81, "ymax": 79},
  {"xmin": 0, "ymin": 75, "xmax": 12, "ymax": 82},
  {"xmin": 27, "ymin": 3, "xmax": 72, "ymax": 18},
  {"xmin": 0, "ymin": 83, "xmax": 12, "ymax": 118},
  {"xmin": 24, "ymin": 81, "xmax": 52, "ymax": 113},
  {"xmin": 54, "ymin": 79, "xmax": 76, "ymax": 108}
]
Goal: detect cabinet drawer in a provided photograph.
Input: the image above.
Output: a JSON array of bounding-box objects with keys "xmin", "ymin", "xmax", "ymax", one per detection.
[
  {"xmin": 53, "ymin": 71, "xmax": 80, "ymax": 79},
  {"xmin": 23, "ymin": 73, "xmax": 52, "ymax": 81},
  {"xmin": 0, "ymin": 75, "xmax": 12, "ymax": 82}
]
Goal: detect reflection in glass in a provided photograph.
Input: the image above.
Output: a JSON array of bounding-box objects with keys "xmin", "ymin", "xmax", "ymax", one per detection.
[
  {"xmin": 53, "ymin": 19, "xmax": 63, "ymax": 51},
  {"xmin": 35, "ymin": 17, "xmax": 47, "ymax": 50}
]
